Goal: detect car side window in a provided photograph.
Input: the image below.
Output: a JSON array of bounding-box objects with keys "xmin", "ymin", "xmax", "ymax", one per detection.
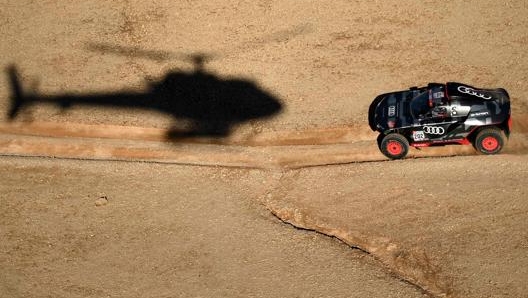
[
  {"xmin": 427, "ymin": 87, "xmax": 451, "ymax": 120},
  {"xmin": 410, "ymin": 92, "xmax": 430, "ymax": 118},
  {"xmin": 431, "ymin": 106, "xmax": 449, "ymax": 118}
]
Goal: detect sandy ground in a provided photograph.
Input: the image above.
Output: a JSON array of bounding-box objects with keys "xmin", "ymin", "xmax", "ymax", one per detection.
[
  {"xmin": 1, "ymin": 1, "xmax": 528, "ymax": 297},
  {"xmin": 267, "ymin": 154, "xmax": 528, "ymax": 297},
  {"xmin": 0, "ymin": 157, "xmax": 428, "ymax": 298},
  {"xmin": 2, "ymin": 0, "xmax": 528, "ymax": 129}
]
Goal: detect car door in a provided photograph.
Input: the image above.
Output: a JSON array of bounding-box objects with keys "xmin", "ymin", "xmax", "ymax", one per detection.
[{"xmin": 414, "ymin": 105, "xmax": 458, "ymax": 141}]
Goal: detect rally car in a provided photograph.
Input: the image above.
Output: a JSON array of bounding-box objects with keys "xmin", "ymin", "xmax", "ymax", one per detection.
[{"xmin": 368, "ymin": 82, "xmax": 511, "ymax": 159}]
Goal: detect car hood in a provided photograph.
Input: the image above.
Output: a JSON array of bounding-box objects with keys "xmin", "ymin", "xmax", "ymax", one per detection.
[{"xmin": 368, "ymin": 90, "xmax": 417, "ymax": 132}]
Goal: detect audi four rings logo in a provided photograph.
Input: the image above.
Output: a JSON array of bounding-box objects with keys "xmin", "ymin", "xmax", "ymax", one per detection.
[
  {"xmin": 423, "ymin": 126, "xmax": 445, "ymax": 135},
  {"xmin": 388, "ymin": 106, "xmax": 396, "ymax": 116},
  {"xmin": 457, "ymin": 86, "xmax": 492, "ymax": 100}
]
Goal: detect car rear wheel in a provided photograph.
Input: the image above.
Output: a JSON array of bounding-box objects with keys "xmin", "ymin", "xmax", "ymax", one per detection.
[
  {"xmin": 473, "ymin": 128, "xmax": 504, "ymax": 155},
  {"xmin": 380, "ymin": 133, "xmax": 409, "ymax": 159}
]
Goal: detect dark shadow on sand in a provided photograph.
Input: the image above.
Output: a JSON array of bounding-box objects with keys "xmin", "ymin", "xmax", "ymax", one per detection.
[{"xmin": 6, "ymin": 54, "xmax": 282, "ymax": 139}]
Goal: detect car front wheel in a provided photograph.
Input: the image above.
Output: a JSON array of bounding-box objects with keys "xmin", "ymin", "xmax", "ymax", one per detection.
[{"xmin": 380, "ymin": 133, "xmax": 409, "ymax": 159}]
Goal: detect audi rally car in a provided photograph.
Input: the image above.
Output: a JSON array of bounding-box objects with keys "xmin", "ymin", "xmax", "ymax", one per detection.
[{"xmin": 369, "ymin": 82, "xmax": 511, "ymax": 159}]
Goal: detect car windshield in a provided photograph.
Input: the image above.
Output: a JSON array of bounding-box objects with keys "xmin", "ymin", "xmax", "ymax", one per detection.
[{"xmin": 410, "ymin": 91, "xmax": 429, "ymax": 117}]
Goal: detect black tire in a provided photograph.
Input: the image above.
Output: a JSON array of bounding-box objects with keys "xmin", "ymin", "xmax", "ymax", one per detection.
[
  {"xmin": 377, "ymin": 133, "xmax": 385, "ymax": 150},
  {"xmin": 380, "ymin": 133, "xmax": 409, "ymax": 159},
  {"xmin": 473, "ymin": 128, "xmax": 504, "ymax": 155}
]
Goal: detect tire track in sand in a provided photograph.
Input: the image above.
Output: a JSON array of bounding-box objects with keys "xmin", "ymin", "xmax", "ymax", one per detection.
[{"xmin": 0, "ymin": 119, "xmax": 527, "ymax": 168}]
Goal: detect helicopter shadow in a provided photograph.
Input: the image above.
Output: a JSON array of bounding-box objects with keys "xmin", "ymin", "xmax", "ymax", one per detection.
[{"xmin": 6, "ymin": 57, "xmax": 283, "ymax": 140}]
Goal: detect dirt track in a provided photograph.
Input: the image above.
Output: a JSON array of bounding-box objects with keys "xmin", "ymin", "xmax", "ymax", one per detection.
[
  {"xmin": 2, "ymin": 1, "xmax": 528, "ymax": 298},
  {"xmin": 1, "ymin": 119, "xmax": 527, "ymax": 169}
]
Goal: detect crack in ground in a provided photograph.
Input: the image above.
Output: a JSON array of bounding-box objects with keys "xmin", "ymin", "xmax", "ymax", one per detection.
[
  {"xmin": 258, "ymin": 171, "xmax": 454, "ymax": 298},
  {"xmin": 264, "ymin": 202, "xmax": 452, "ymax": 298},
  {"xmin": 265, "ymin": 206, "xmax": 435, "ymax": 297}
]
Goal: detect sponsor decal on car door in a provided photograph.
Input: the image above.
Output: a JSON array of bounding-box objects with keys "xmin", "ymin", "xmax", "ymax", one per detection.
[{"xmin": 419, "ymin": 122, "xmax": 455, "ymax": 140}]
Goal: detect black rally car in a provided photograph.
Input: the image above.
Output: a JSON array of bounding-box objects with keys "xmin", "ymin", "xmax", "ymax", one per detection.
[{"xmin": 369, "ymin": 82, "xmax": 511, "ymax": 159}]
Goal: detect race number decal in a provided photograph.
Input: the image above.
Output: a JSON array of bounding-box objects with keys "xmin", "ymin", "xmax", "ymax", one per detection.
[{"xmin": 413, "ymin": 131, "xmax": 426, "ymax": 141}]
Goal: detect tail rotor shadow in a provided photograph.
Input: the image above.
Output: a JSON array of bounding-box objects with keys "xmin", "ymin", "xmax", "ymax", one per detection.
[{"xmin": 6, "ymin": 65, "xmax": 25, "ymax": 120}]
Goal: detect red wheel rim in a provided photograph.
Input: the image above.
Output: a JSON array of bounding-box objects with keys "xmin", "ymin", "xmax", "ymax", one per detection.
[
  {"xmin": 481, "ymin": 136, "xmax": 499, "ymax": 151},
  {"xmin": 387, "ymin": 141, "xmax": 403, "ymax": 155}
]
